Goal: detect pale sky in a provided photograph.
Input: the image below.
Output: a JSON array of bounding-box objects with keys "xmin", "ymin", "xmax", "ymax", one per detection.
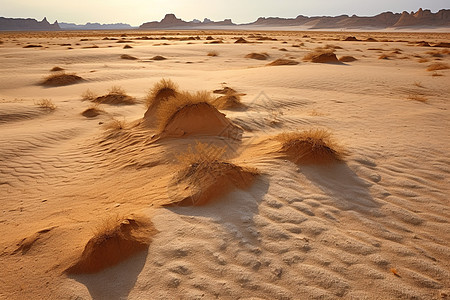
[{"xmin": 0, "ymin": 0, "xmax": 448, "ymax": 26}]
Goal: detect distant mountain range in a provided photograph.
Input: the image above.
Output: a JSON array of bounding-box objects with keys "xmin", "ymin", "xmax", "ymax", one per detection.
[
  {"xmin": 59, "ymin": 22, "xmax": 134, "ymax": 30},
  {"xmin": 0, "ymin": 17, "xmax": 60, "ymax": 31},
  {"xmin": 0, "ymin": 8, "xmax": 449, "ymax": 31}
]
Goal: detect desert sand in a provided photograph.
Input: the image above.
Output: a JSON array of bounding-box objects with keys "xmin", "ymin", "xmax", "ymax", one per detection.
[{"xmin": 0, "ymin": 30, "xmax": 449, "ymax": 300}]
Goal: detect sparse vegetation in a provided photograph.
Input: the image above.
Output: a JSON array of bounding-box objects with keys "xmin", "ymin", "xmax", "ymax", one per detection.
[
  {"xmin": 207, "ymin": 51, "xmax": 219, "ymax": 57},
  {"xmin": 426, "ymin": 62, "xmax": 449, "ymax": 71},
  {"xmin": 407, "ymin": 94, "xmax": 427, "ymax": 102},
  {"xmin": 277, "ymin": 129, "xmax": 344, "ymax": 164},
  {"xmin": 146, "ymin": 78, "xmax": 179, "ymax": 109},
  {"xmin": 104, "ymin": 118, "xmax": 127, "ymax": 131},
  {"xmin": 92, "ymin": 86, "xmax": 136, "ymax": 105},
  {"xmin": 41, "ymin": 72, "xmax": 84, "ymax": 86},
  {"xmin": 81, "ymin": 89, "xmax": 97, "ymax": 101},
  {"xmin": 35, "ymin": 99, "xmax": 56, "ymax": 110}
]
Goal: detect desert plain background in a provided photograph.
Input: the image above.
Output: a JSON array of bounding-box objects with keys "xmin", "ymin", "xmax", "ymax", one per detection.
[{"xmin": 0, "ymin": 5, "xmax": 450, "ymax": 300}]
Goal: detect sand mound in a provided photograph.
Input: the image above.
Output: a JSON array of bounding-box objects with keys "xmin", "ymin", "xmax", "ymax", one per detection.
[
  {"xmin": 151, "ymin": 55, "xmax": 167, "ymax": 60},
  {"xmin": 267, "ymin": 59, "xmax": 299, "ymax": 66},
  {"xmin": 12, "ymin": 227, "xmax": 55, "ymax": 255},
  {"xmin": 120, "ymin": 54, "xmax": 138, "ymax": 60},
  {"xmin": 160, "ymin": 101, "xmax": 243, "ymax": 139},
  {"xmin": 235, "ymin": 37, "xmax": 249, "ymax": 44},
  {"xmin": 339, "ymin": 55, "xmax": 357, "ymax": 62},
  {"xmin": 82, "ymin": 107, "xmax": 103, "ymax": 118},
  {"xmin": 303, "ymin": 51, "xmax": 340, "ymax": 64},
  {"xmin": 50, "ymin": 66, "xmax": 64, "ymax": 72},
  {"xmin": 344, "ymin": 36, "xmax": 360, "ymax": 41},
  {"xmin": 365, "ymin": 38, "xmax": 378, "ymax": 42},
  {"xmin": 433, "ymin": 42, "xmax": 450, "ymax": 48},
  {"xmin": 166, "ymin": 143, "xmax": 258, "ymax": 206},
  {"xmin": 277, "ymin": 129, "xmax": 344, "ymax": 164},
  {"xmin": 245, "ymin": 52, "xmax": 269, "ymax": 60},
  {"xmin": 41, "ymin": 73, "xmax": 84, "ymax": 87},
  {"xmin": 92, "ymin": 87, "xmax": 136, "ymax": 105},
  {"xmin": 142, "ymin": 79, "xmax": 179, "ymax": 127},
  {"xmin": 213, "ymin": 87, "xmax": 237, "ymax": 94},
  {"xmin": 210, "ymin": 93, "xmax": 245, "ymax": 110},
  {"xmin": 66, "ymin": 216, "xmax": 156, "ymax": 274},
  {"xmin": 23, "ymin": 44, "xmax": 42, "ymax": 48},
  {"xmin": 123, "ymin": 44, "xmax": 133, "ymax": 49}
]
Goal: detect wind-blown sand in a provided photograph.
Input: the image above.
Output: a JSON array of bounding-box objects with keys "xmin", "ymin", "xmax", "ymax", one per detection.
[{"xmin": 0, "ymin": 30, "xmax": 449, "ymax": 299}]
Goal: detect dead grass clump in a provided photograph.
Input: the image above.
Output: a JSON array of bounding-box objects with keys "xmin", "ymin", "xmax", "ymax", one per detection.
[
  {"xmin": 145, "ymin": 78, "xmax": 179, "ymax": 109},
  {"xmin": 50, "ymin": 66, "xmax": 64, "ymax": 72},
  {"xmin": 41, "ymin": 72, "xmax": 84, "ymax": 87},
  {"xmin": 303, "ymin": 51, "xmax": 339, "ymax": 63},
  {"xmin": 167, "ymin": 142, "xmax": 258, "ymax": 206},
  {"xmin": 407, "ymin": 94, "xmax": 427, "ymax": 102},
  {"xmin": 120, "ymin": 54, "xmax": 138, "ymax": 60},
  {"xmin": 339, "ymin": 56, "xmax": 357, "ymax": 62},
  {"xmin": 277, "ymin": 129, "xmax": 344, "ymax": 164},
  {"xmin": 213, "ymin": 87, "xmax": 237, "ymax": 94},
  {"xmin": 92, "ymin": 86, "xmax": 136, "ymax": 105},
  {"xmin": 426, "ymin": 63, "xmax": 450, "ymax": 71},
  {"xmin": 81, "ymin": 89, "xmax": 97, "ymax": 101},
  {"xmin": 151, "ymin": 55, "xmax": 167, "ymax": 60},
  {"xmin": 66, "ymin": 215, "xmax": 156, "ymax": 274},
  {"xmin": 267, "ymin": 58, "xmax": 299, "ymax": 66},
  {"xmin": 210, "ymin": 93, "xmax": 244, "ymax": 110},
  {"xmin": 35, "ymin": 99, "xmax": 56, "ymax": 110},
  {"xmin": 104, "ymin": 118, "xmax": 127, "ymax": 131},
  {"xmin": 245, "ymin": 52, "xmax": 269, "ymax": 60},
  {"xmin": 82, "ymin": 104, "xmax": 104, "ymax": 118},
  {"xmin": 207, "ymin": 51, "xmax": 219, "ymax": 57}
]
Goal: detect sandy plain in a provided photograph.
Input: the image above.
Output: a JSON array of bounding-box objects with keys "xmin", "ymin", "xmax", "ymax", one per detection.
[{"xmin": 0, "ymin": 30, "xmax": 449, "ymax": 299}]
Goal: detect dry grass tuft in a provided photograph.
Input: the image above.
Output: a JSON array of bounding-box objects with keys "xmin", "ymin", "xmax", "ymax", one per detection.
[
  {"xmin": 66, "ymin": 215, "xmax": 156, "ymax": 274},
  {"xmin": 81, "ymin": 89, "xmax": 97, "ymax": 101},
  {"xmin": 89, "ymin": 86, "xmax": 136, "ymax": 105},
  {"xmin": 104, "ymin": 118, "xmax": 127, "ymax": 131},
  {"xmin": 50, "ymin": 66, "xmax": 65, "ymax": 72},
  {"xmin": 35, "ymin": 99, "xmax": 56, "ymax": 110},
  {"xmin": 267, "ymin": 58, "xmax": 299, "ymax": 66},
  {"xmin": 41, "ymin": 72, "xmax": 84, "ymax": 86},
  {"xmin": 277, "ymin": 129, "xmax": 344, "ymax": 164},
  {"xmin": 426, "ymin": 62, "xmax": 450, "ymax": 71},
  {"xmin": 146, "ymin": 78, "xmax": 179, "ymax": 109},
  {"xmin": 245, "ymin": 52, "xmax": 270, "ymax": 60},
  {"xmin": 120, "ymin": 54, "xmax": 138, "ymax": 60},
  {"xmin": 207, "ymin": 51, "xmax": 219, "ymax": 57},
  {"xmin": 168, "ymin": 142, "xmax": 258, "ymax": 206},
  {"xmin": 210, "ymin": 92, "xmax": 244, "ymax": 110},
  {"xmin": 407, "ymin": 94, "xmax": 427, "ymax": 102}
]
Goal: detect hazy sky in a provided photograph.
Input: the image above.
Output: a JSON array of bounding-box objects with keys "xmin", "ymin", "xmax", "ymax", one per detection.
[{"xmin": 0, "ymin": 0, "xmax": 448, "ymax": 26}]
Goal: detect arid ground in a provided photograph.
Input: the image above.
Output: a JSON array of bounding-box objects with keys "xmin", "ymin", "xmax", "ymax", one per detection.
[{"xmin": 0, "ymin": 30, "xmax": 449, "ymax": 300}]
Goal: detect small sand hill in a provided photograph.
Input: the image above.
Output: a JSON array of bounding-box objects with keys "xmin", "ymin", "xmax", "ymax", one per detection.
[
  {"xmin": 160, "ymin": 100, "xmax": 242, "ymax": 139},
  {"xmin": 41, "ymin": 72, "xmax": 84, "ymax": 87},
  {"xmin": 210, "ymin": 93, "xmax": 245, "ymax": 110},
  {"xmin": 166, "ymin": 143, "xmax": 258, "ymax": 206},
  {"xmin": 142, "ymin": 79, "xmax": 179, "ymax": 128},
  {"xmin": 303, "ymin": 51, "xmax": 340, "ymax": 64},
  {"xmin": 66, "ymin": 216, "xmax": 156, "ymax": 274},
  {"xmin": 277, "ymin": 129, "xmax": 344, "ymax": 164},
  {"xmin": 91, "ymin": 86, "xmax": 136, "ymax": 105}
]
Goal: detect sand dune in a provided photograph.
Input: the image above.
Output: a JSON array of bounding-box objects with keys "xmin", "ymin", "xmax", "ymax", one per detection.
[{"xmin": 0, "ymin": 30, "xmax": 449, "ymax": 300}]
